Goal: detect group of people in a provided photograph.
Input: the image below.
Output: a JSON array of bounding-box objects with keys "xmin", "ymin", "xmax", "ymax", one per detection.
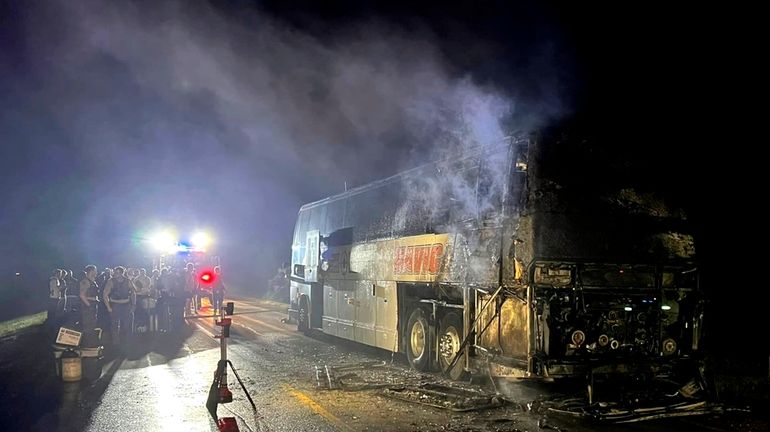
[{"xmin": 46, "ymin": 263, "xmax": 227, "ymax": 348}]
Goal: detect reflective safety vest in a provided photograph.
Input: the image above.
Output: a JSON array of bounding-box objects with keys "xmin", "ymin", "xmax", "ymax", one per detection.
[
  {"xmin": 84, "ymin": 279, "xmax": 99, "ymax": 301},
  {"xmin": 111, "ymin": 278, "xmax": 132, "ymax": 301}
]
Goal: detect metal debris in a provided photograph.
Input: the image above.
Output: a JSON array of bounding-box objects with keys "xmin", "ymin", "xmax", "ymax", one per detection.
[
  {"xmin": 314, "ymin": 361, "xmax": 388, "ymax": 390},
  {"xmin": 544, "ymin": 398, "xmax": 727, "ymax": 423},
  {"xmin": 382, "ymin": 383, "xmax": 507, "ymax": 412},
  {"xmin": 315, "ymin": 361, "xmax": 507, "ymax": 412}
]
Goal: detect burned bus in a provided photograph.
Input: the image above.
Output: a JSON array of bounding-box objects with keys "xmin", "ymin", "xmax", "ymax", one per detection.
[{"xmin": 287, "ymin": 132, "xmax": 702, "ymax": 383}]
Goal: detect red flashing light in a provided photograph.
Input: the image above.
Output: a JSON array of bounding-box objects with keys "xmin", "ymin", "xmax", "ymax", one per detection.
[{"xmin": 199, "ymin": 269, "xmax": 216, "ymax": 285}]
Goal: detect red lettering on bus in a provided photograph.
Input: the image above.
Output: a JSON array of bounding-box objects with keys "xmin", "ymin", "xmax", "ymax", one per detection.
[
  {"xmin": 429, "ymin": 244, "xmax": 444, "ymax": 274},
  {"xmin": 404, "ymin": 246, "xmax": 414, "ymax": 273},
  {"xmin": 394, "ymin": 243, "xmax": 444, "ymax": 275},
  {"xmin": 414, "ymin": 246, "xmax": 429, "ymax": 273}
]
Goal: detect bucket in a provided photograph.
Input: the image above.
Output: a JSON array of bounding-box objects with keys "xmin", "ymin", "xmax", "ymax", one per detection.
[
  {"xmin": 61, "ymin": 350, "xmax": 82, "ymax": 382},
  {"xmin": 80, "ymin": 346, "xmax": 103, "ymax": 381}
]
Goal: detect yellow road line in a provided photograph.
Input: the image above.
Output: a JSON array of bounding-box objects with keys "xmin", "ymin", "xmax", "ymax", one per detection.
[{"xmin": 283, "ymin": 384, "xmax": 354, "ymax": 432}]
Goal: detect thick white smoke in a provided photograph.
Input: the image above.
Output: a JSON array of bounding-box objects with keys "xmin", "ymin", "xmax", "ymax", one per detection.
[{"xmin": 7, "ymin": 0, "xmax": 561, "ymax": 285}]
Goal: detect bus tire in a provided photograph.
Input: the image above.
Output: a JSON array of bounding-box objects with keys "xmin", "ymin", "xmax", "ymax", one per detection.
[
  {"xmin": 406, "ymin": 307, "xmax": 432, "ymax": 372},
  {"xmin": 438, "ymin": 311, "xmax": 469, "ymax": 381},
  {"xmin": 297, "ymin": 297, "xmax": 309, "ymax": 334}
]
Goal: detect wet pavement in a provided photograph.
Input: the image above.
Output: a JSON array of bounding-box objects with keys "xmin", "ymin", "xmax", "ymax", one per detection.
[{"xmin": 1, "ymin": 299, "xmax": 767, "ymax": 431}]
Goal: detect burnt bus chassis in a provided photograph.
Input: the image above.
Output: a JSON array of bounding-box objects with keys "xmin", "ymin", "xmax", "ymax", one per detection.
[
  {"xmin": 449, "ymin": 260, "xmax": 702, "ymax": 385},
  {"xmin": 284, "ymin": 135, "xmax": 706, "ymax": 398},
  {"xmin": 287, "ymin": 257, "xmax": 704, "ymax": 395}
]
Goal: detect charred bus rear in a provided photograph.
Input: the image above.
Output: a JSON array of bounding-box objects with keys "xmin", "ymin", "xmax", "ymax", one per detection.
[{"xmin": 287, "ymin": 133, "xmax": 702, "ymax": 382}]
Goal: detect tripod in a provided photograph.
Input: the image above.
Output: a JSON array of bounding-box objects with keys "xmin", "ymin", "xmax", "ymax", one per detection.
[{"xmin": 205, "ymin": 302, "xmax": 257, "ymax": 432}]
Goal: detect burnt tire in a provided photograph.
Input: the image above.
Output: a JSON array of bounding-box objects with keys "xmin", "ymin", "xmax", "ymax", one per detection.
[
  {"xmin": 297, "ymin": 297, "xmax": 309, "ymax": 334},
  {"xmin": 438, "ymin": 311, "xmax": 468, "ymax": 381},
  {"xmin": 406, "ymin": 307, "xmax": 432, "ymax": 372}
]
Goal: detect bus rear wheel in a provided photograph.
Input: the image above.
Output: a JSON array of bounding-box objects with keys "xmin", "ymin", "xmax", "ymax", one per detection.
[
  {"xmin": 406, "ymin": 307, "xmax": 432, "ymax": 372},
  {"xmin": 438, "ymin": 312, "xmax": 468, "ymax": 381}
]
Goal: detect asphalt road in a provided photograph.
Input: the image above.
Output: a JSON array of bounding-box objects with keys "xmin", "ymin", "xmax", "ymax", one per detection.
[
  {"xmin": 187, "ymin": 298, "xmax": 547, "ymax": 432},
  {"xmin": 2, "ymin": 298, "xmax": 763, "ymax": 431}
]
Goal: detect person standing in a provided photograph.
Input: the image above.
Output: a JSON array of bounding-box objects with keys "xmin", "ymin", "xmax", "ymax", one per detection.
[
  {"xmin": 64, "ymin": 269, "xmax": 78, "ymax": 311},
  {"xmin": 147, "ymin": 270, "xmax": 160, "ymax": 332},
  {"xmin": 151, "ymin": 268, "xmax": 160, "ymax": 286},
  {"xmin": 78, "ymin": 265, "xmax": 100, "ymax": 347},
  {"xmin": 155, "ymin": 268, "xmax": 170, "ymax": 331},
  {"xmin": 172, "ymin": 267, "xmax": 186, "ymax": 328},
  {"xmin": 133, "ymin": 268, "xmax": 152, "ymax": 332},
  {"xmin": 184, "ymin": 263, "xmax": 198, "ymax": 316},
  {"xmin": 103, "ymin": 266, "xmax": 136, "ymax": 346},
  {"xmin": 211, "ymin": 266, "xmax": 226, "ymax": 315},
  {"xmin": 47, "ymin": 269, "xmax": 62, "ymax": 329},
  {"xmin": 95, "ymin": 268, "xmax": 112, "ymax": 337},
  {"xmin": 64, "ymin": 269, "xmax": 78, "ymax": 296},
  {"xmin": 96, "ymin": 268, "xmax": 111, "ymax": 292},
  {"xmin": 57, "ymin": 269, "xmax": 68, "ymax": 319}
]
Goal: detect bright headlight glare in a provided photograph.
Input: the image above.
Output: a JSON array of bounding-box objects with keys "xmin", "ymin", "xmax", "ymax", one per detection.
[
  {"xmin": 192, "ymin": 232, "xmax": 211, "ymax": 249},
  {"xmin": 150, "ymin": 231, "xmax": 176, "ymax": 252}
]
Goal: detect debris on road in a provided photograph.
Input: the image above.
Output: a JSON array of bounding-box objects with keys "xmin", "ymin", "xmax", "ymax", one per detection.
[
  {"xmin": 315, "ymin": 361, "xmax": 507, "ymax": 412},
  {"xmin": 314, "ymin": 360, "xmax": 388, "ymax": 390},
  {"xmin": 540, "ymin": 392, "xmax": 732, "ymax": 423},
  {"xmin": 382, "ymin": 383, "xmax": 507, "ymax": 412}
]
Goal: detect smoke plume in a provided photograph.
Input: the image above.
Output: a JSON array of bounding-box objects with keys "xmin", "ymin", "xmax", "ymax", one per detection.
[{"xmin": 1, "ymin": 0, "xmax": 565, "ymax": 289}]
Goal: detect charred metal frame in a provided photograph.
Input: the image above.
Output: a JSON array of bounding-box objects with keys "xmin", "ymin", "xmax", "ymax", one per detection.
[
  {"xmin": 286, "ymin": 132, "xmax": 702, "ymax": 390},
  {"xmin": 523, "ymin": 258, "xmax": 702, "ymax": 379}
]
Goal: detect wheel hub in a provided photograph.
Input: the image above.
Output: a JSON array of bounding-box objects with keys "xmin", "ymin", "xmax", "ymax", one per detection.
[
  {"xmin": 410, "ymin": 321, "xmax": 425, "ymax": 358},
  {"xmin": 439, "ymin": 326, "xmax": 460, "ymax": 361}
]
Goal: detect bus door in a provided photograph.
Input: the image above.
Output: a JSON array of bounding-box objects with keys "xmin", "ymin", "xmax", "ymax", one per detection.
[{"xmin": 305, "ymin": 230, "xmax": 323, "ymax": 328}]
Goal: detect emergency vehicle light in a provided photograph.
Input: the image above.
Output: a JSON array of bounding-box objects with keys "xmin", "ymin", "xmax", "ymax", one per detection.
[
  {"xmin": 150, "ymin": 231, "xmax": 177, "ymax": 253},
  {"xmin": 192, "ymin": 232, "xmax": 211, "ymax": 250},
  {"xmin": 199, "ymin": 270, "xmax": 216, "ymax": 285}
]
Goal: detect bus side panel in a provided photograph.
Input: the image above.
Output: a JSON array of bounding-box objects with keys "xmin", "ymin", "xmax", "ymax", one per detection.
[
  {"xmin": 322, "ymin": 282, "xmax": 338, "ymax": 337},
  {"xmin": 336, "ymin": 279, "xmax": 356, "ymax": 341},
  {"xmin": 374, "ymin": 280, "xmax": 398, "ymax": 351},
  {"xmin": 354, "ymin": 280, "xmax": 376, "ymax": 346}
]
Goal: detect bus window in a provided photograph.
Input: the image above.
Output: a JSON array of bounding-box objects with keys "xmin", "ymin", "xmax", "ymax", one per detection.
[{"xmin": 325, "ymin": 198, "xmax": 345, "ymax": 237}]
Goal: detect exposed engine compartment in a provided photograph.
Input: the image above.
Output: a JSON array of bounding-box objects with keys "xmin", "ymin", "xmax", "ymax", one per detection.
[{"xmin": 533, "ymin": 263, "xmax": 701, "ymax": 364}]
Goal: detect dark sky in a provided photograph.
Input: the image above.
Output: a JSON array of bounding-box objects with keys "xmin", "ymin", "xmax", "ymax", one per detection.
[{"xmin": 1, "ymin": 1, "xmax": 711, "ymax": 293}]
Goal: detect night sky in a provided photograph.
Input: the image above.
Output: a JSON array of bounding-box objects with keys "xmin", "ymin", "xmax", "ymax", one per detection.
[{"xmin": 1, "ymin": 1, "xmax": 720, "ymax": 321}]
